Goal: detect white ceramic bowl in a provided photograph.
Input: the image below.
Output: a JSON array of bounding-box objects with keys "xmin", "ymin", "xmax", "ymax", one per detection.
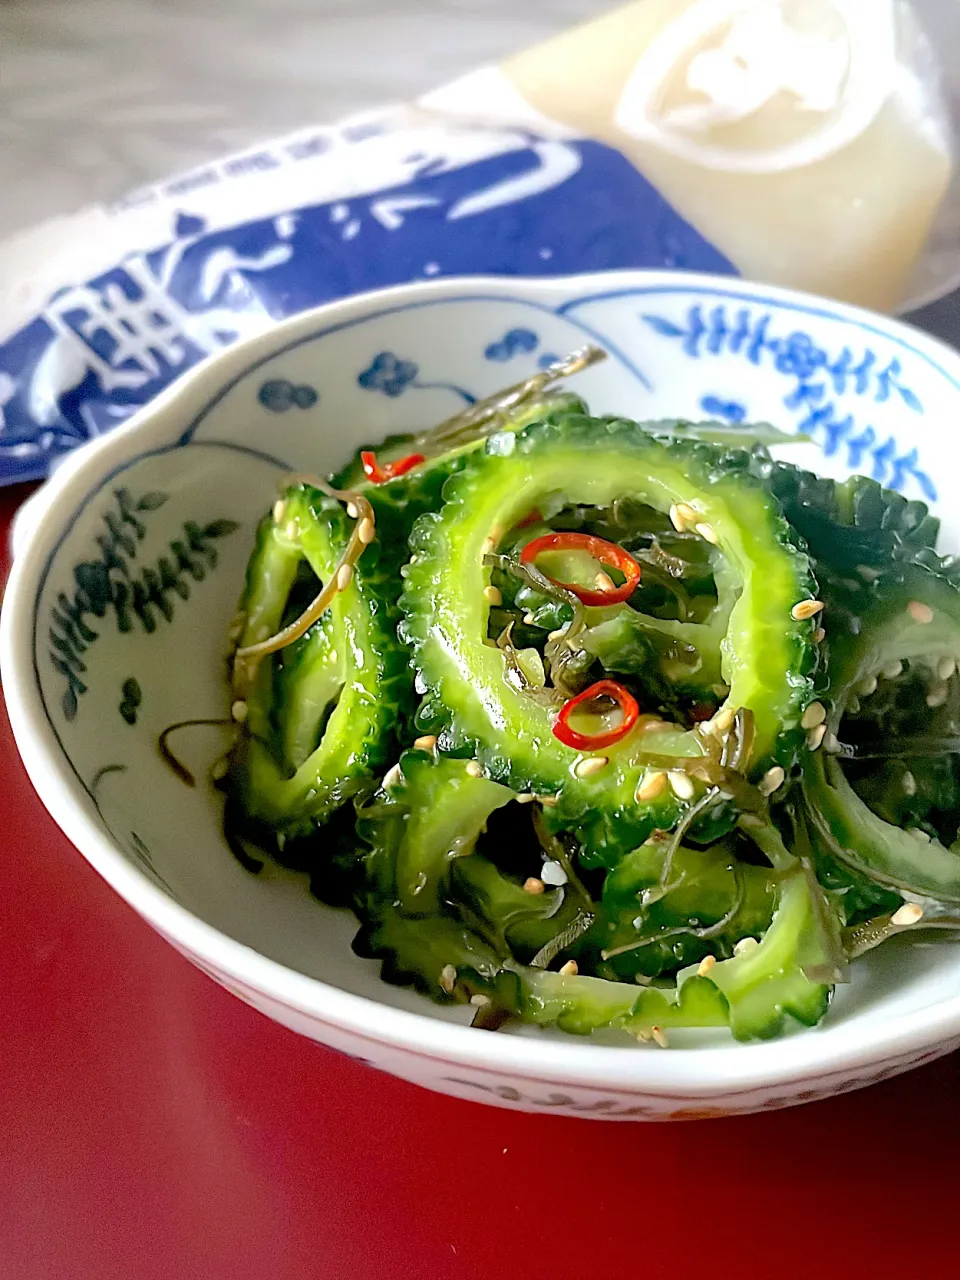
[{"xmin": 5, "ymin": 270, "xmax": 960, "ymax": 1122}]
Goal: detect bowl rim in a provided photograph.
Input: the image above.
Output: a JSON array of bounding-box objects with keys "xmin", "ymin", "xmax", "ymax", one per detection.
[{"xmin": 6, "ymin": 266, "xmax": 960, "ymax": 1097}]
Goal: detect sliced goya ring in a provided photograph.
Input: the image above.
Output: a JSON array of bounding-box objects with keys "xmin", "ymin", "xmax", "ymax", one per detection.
[
  {"xmin": 400, "ymin": 413, "xmax": 818, "ymax": 865},
  {"xmin": 331, "ymin": 390, "xmax": 588, "ymax": 489},
  {"xmin": 748, "ymin": 455, "xmax": 941, "ymax": 576},
  {"xmin": 227, "ymin": 483, "xmax": 409, "ymax": 838},
  {"xmin": 804, "ymin": 562, "xmax": 960, "ymax": 903},
  {"xmin": 354, "ymin": 753, "xmax": 833, "ymax": 1040}
]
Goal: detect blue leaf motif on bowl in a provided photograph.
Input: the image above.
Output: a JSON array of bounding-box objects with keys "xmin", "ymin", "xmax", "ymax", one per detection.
[
  {"xmin": 357, "ymin": 352, "xmax": 420, "ymax": 397},
  {"xmin": 484, "ymin": 328, "xmax": 539, "ymax": 361},
  {"xmin": 641, "ymin": 304, "xmax": 934, "ymax": 500},
  {"xmin": 49, "ymin": 489, "xmax": 239, "ymax": 721},
  {"xmin": 700, "ymin": 395, "xmax": 747, "ymax": 423}
]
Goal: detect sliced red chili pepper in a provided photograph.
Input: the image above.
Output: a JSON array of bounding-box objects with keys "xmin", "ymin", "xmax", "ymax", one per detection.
[
  {"xmin": 515, "ymin": 508, "xmax": 543, "ymax": 530},
  {"xmin": 360, "ymin": 449, "xmax": 426, "ymax": 484},
  {"xmin": 553, "ymin": 679, "xmax": 640, "ymax": 751},
  {"xmin": 520, "ymin": 532, "xmax": 641, "ymax": 606}
]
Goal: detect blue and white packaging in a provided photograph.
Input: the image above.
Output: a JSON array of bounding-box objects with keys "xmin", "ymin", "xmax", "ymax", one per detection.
[{"xmin": 0, "ymin": 0, "xmax": 955, "ymax": 486}]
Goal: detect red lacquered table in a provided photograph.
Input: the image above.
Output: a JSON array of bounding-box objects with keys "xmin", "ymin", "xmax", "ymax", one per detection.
[{"xmin": 2, "ymin": 480, "xmax": 959, "ymax": 1280}]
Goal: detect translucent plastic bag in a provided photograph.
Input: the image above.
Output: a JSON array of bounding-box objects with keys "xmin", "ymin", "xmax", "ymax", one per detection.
[{"xmin": 0, "ymin": 0, "xmax": 955, "ymax": 485}]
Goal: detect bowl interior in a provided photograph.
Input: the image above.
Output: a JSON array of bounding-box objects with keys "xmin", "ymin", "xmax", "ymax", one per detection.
[{"xmin": 20, "ymin": 275, "xmax": 960, "ymax": 1049}]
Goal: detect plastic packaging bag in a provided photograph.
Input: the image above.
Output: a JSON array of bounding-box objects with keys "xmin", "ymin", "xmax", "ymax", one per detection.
[{"xmin": 0, "ymin": 0, "xmax": 955, "ymax": 486}]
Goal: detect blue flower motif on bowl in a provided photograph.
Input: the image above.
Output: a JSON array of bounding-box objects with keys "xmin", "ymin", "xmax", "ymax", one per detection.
[
  {"xmin": 258, "ymin": 379, "xmax": 318, "ymax": 412},
  {"xmin": 484, "ymin": 328, "xmax": 539, "ymax": 362},
  {"xmin": 357, "ymin": 352, "xmax": 420, "ymax": 397},
  {"xmin": 774, "ymin": 332, "xmax": 826, "ymax": 380}
]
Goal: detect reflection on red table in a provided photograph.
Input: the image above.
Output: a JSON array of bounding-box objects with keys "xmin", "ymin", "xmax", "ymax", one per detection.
[{"xmin": 2, "ymin": 482, "xmax": 959, "ymax": 1280}]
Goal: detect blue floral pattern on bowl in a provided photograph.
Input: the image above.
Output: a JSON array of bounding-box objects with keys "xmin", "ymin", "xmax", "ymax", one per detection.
[{"xmin": 640, "ymin": 302, "xmax": 934, "ymax": 498}]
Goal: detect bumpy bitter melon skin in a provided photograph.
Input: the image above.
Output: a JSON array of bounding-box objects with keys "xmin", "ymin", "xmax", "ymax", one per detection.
[
  {"xmin": 803, "ymin": 561, "xmax": 960, "ymax": 902},
  {"xmin": 228, "ymin": 483, "xmax": 410, "ymax": 837},
  {"xmin": 400, "ymin": 413, "xmax": 818, "ymax": 866},
  {"xmin": 331, "ymin": 390, "xmax": 587, "ymax": 490},
  {"xmin": 353, "ymin": 751, "xmax": 832, "ymax": 1039},
  {"xmin": 225, "ymin": 401, "xmax": 960, "ymax": 1046},
  {"xmin": 748, "ymin": 456, "xmax": 941, "ymax": 577}
]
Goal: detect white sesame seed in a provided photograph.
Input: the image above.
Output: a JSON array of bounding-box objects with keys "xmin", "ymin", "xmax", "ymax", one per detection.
[
  {"xmin": 669, "ymin": 771, "xmax": 695, "ymax": 800},
  {"xmin": 358, "ymin": 516, "xmax": 376, "ymax": 545},
  {"xmin": 903, "ymin": 770, "xmax": 917, "ymax": 797},
  {"xmin": 575, "ymin": 755, "xmax": 608, "ymax": 778},
  {"xmin": 383, "ymin": 763, "xmax": 403, "ymax": 789},
  {"xmin": 439, "ymin": 964, "xmax": 457, "ymax": 993},
  {"xmin": 637, "ymin": 714, "xmax": 671, "ymax": 733},
  {"xmin": 547, "ymin": 628, "xmax": 566, "ymax": 642},
  {"xmin": 636, "ymin": 771, "xmax": 668, "ymax": 802},
  {"xmin": 336, "ymin": 562, "xmax": 354, "ymax": 591},
  {"xmin": 231, "ymin": 699, "xmax": 248, "ymax": 723},
  {"xmin": 637, "ymin": 1028, "xmax": 654, "ymax": 1042},
  {"xmin": 938, "ymin": 657, "xmax": 957, "ymax": 682},
  {"xmin": 712, "ymin": 706, "xmax": 736, "ymax": 736},
  {"xmin": 759, "ymin": 765, "xmax": 785, "ymax": 797},
  {"xmin": 695, "ymin": 522, "xmax": 718, "ymax": 545},
  {"xmin": 858, "ymin": 674, "xmax": 878, "ymax": 696},
  {"xmin": 676, "ymin": 502, "xmax": 698, "ymax": 527},
  {"xmin": 516, "ymin": 793, "xmax": 536, "ymax": 804},
  {"xmin": 927, "ymin": 682, "xmax": 949, "ymax": 708},
  {"xmin": 813, "ymin": 627, "xmax": 826, "ymax": 644},
  {"xmin": 807, "ymin": 724, "xmax": 827, "ymax": 751},
  {"xmin": 523, "ymin": 877, "xmax": 545, "ymax": 895},
  {"xmin": 668, "ymin": 504, "xmax": 686, "ymax": 532},
  {"xmin": 908, "ymin": 600, "xmax": 934, "ymax": 625},
  {"xmin": 801, "ymin": 701, "xmax": 826, "ymax": 730},
  {"xmin": 272, "ymin": 499, "xmax": 287, "ymax": 525},
  {"xmin": 284, "ymin": 520, "xmax": 299, "ymax": 541},
  {"xmin": 594, "ymin": 571, "xmax": 616, "ymax": 592},
  {"xmin": 346, "ymin": 502, "xmax": 358, "ymax": 519},
  {"xmin": 882, "ymin": 659, "xmax": 904, "ymax": 680},
  {"xmin": 483, "ymin": 585, "xmax": 502, "ymax": 606},
  {"xmin": 465, "ymin": 760, "xmax": 483, "ymax": 778},
  {"xmin": 523, "ymin": 613, "xmax": 536, "ymax": 626},
  {"xmin": 697, "ymin": 955, "xmax": 717, "ymax": 977},
  {"xmin": 558, "ymin": 960, "xmax": 579, "ymax": 977},
  {"xmin": 211, "ymin": 758, "xmax": 229, "ymax": 781},
  {"xmin": 791, "ymin": 599, "xmax": 825, "ymax": 621},
  {"xmin": 540, "ymin": 860, "xmax": 568, "ymax": 887},
  {"xmin": 651, "ymin": 1026, "xmax": 669, "ymax": 1049},
  {"xmin": 537, "ymin": 795, "xmax": 559, "ymax": 807},
  {"xmin": 470, "ymin": 994, "xmax": 490, "ymax": 1007},
  {"xmin": 413, "ymin": 735, "xmax": 437, "ymax": 751},
  {"xmin": 892, "ymin": 902, "xmax": 924, "ymax": 927},
  {"xmin": 734, "ymin": 937, "xmax": 760, "ymax": 956}
]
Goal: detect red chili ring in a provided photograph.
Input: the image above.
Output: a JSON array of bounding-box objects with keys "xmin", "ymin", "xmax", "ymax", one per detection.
[
  {"xmin": 520, "ymin": 532, "xmax": 641, "ymax": 606},
  {"xmin": 360, "ymin": 449, "xmax": 426, "ymax": 484},
  {"xmin": 553, "ymin": 679, "xmax": 640, "ymax": 751}
]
